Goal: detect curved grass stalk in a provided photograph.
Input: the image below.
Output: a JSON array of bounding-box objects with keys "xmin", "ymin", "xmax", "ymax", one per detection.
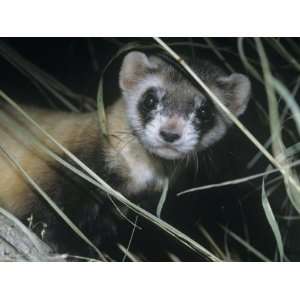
[
  {"xmin": 255, "ymin": 38, "xmax": 300, "ymax": 214},
  {"xmin": 0, "ymin": 90, "xmax": 219, "ymax": 261},
  {"xmin": 154, "ymin": 37, "xmax": 300, "ymax": 197},
  {"xmin": 271, "ymin": 78, "xmax": 300, "ymax": 134},
  {"xmin": 247, "ymin": 77, "xmax": 300, "ymax": 169},
  {"xmin": 261, "ymin": 179, "xmax": 284, "ymax": 261},
  {"xmin": 96, "ymin": 42, "xmax": 146, "ymax": 135},
  {"xmin": 96, "ymin": 39, "xmax": 237, "ymax": 136}
]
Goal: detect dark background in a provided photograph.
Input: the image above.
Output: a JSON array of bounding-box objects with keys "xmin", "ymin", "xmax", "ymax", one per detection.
[{"xmin": 0, "ymin": 37, "xmax": 299, "ymax": 261}]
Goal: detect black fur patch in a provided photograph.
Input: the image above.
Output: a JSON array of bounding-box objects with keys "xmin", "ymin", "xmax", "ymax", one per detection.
[
  {"xmin": 194, "ymin": 99, "xmax": 216, "ymax": 135},
  {"xmin": 138, "ymin": 88, "xmax": 159, "ymax": 127},
  {"xmin": 23, "ymin": 132, "xmax": 125, "ymax": 258}
]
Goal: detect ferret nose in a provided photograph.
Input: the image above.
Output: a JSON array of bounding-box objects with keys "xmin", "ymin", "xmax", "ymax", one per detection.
[{"xmin": 160, "ymin": 129, "xmax": 181, "ymax": 143}]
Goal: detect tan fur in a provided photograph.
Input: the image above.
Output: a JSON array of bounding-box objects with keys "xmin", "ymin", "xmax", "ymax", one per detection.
[
  {"xmin": 0, "ymin": 105, "xmax": 96, "ymax": 216},
  {"xmin": 105, "ymin": 100, "xmax": 166, "ymax": 194},
  {"xmin": 0, "ymin": 100, "xmax": 166, "ymax": 217}
]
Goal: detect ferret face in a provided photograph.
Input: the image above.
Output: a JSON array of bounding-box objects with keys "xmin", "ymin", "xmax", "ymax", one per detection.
[{"xmin": 119, "ymin": 52, "xmax": 251, "ymax": 160}]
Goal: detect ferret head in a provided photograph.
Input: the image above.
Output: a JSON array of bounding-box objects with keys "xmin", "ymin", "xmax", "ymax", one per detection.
[{"xmin": 119, "ymin": 51, "xmax": 251, "ymax": 160}]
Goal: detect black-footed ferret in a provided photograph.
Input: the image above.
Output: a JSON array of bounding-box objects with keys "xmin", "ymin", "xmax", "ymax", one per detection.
[{"xmin": 0, "ymin": 51, "xmax": 251, "ymax": 256}]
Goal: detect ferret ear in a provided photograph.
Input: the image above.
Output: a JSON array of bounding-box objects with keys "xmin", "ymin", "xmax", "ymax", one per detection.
[
  {"xmin": 119, "ymin": 51, "xmax": 155, "ymax": 91},
  {"xmin": 216, "ymin": 73, "xmax": 251, "ymax": 116}
]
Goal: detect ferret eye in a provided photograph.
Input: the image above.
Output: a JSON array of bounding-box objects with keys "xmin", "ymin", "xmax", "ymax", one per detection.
[
  {"xmin": 143, "ymin": 94, "xmax": 158, "ymax": 110},
  {"xmin": 196, "ymin": 101, "xmax": 211, "ymax": 121}
]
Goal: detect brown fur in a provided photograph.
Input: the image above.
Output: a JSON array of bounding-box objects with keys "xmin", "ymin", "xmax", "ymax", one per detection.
[{"xmin": 0, "ymin": 100, "xmax": 166, "ymax": 218}]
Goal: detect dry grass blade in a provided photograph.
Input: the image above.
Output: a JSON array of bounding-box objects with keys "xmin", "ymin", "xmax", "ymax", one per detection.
[
  {"xmin": 0, "ymin": 144, "xmax": 106, "ymax": 261},
  {"xmin": 0, "ymin": 91, "xmax": 219, "ymax": 261},
  {"xmin": 31, "ymin": 138, "xmax": 139, "ymax": 228},
  {"xmin": 64, "ymin": 255, "xmax": 100, "ymax": 262},
  {"xmin": 167, "ymin": 253, "xmax": 181, "ymax": 262},
  {"xmin": 249, "ymin": 142, "xmax": 300, "ymax": 197},
  {"xmin": 118, "ymin": 244, "xmax": 139, "ymax": 262},
  {"xmin": 154, "ymin": 37, "xmax": 300, "ymax": 197},
  {"xmin": 198, "ymin": 225, "xmax": 226, "ymax": 260},
  {"xmin": 121, "ymin": 216, "xmax": 139, "ymax": 262},
  {"xmin": 156, "ymin": 178, "xmax": 169, "ymax": 218},
  {"xmin": 180, "ymin": 136, "xmax": 300, "ymax": 196},
  {"xmin": 247, "ymin": 77, "xmax": 300, "ymax": 169},
  {"xmin": 255, "ymin": 38, "xmax": 298, "ymax": 261},
  {"xmin": 221, "ymin": 225, "xmax": 271, "ymax": 262},
  {"xmin": 178, "ymin": 159, "xmax": 300, "ymax": 195},
  {"xmin": 0, "ymin": 41, "xmax": 96, "ymax": 110},
  {"xmin": 271, "ymin": 78, "xmax": 300, "ymax": 134},
  {"xmin": 0, "ymin": 41, "xmax": 82, "ymax": 112},
  {"xmin": 96, "ymin": 40, "xmax": 230, "ymax": 136},
  {"xmin": 255, "ymin": 38, "xmax": 300, "ymax": 214},
  {"xmin": 96, "ymin": 42, "xmax": 152, "ymax": 136}
]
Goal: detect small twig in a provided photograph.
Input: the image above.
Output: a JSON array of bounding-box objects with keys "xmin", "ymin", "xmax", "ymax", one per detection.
[{"xmin": 121, "ymin": 216, "xmax": 139, "ymax": 262}]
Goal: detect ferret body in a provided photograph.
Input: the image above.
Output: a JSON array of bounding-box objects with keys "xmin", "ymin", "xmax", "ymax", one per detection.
[
  {"xmin": 0, "ymin": 52, "xmax": 251, "ymax": 256},
  {"xmin": 0, "ymin": 101, "xmax": 165, "ymax": 216}
]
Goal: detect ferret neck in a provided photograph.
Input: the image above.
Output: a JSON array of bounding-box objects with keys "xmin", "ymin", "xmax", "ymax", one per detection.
[{"xmin": 104, "ymin": 99, "xmax": 181, "ymax": 187}]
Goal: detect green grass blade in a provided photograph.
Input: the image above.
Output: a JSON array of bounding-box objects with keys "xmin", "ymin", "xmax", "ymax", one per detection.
[
  {"xmin": 261, "ymin": 179, "xmax": 284, "ymax": 261},
  {"xmin": 255, "ymin": 38, "xmax": 300, "ymax": 214},
  {"xmin": 271, "ymin": 78, "xmax": 300, "ymax": 134},
  {"xmin": 154, "ymin": 37, "xmax": 300, "ymax": 197}
]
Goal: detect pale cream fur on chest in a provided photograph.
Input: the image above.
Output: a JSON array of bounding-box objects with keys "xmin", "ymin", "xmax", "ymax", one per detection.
[
  {"xmin": 119, "ymin": 139, "xmax": 165, "ymax": 194},
  {"xmin": 106, "ymin": 100, "xmax": 166, "ymax": 195}
]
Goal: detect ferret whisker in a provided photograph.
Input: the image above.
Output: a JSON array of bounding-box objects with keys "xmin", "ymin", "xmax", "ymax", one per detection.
[{"xmin": 0, "ymin": 49, "xmax": 251, "ymax": 260}]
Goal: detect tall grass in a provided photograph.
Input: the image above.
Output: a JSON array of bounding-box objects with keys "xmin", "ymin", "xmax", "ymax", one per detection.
[
  {"xmin": 0, "ymin": 90, "xmax": 219, "ymax": 261},
  {"xmin": 0, "ymin": 38, "xmax": 299, "ymax": 261}
]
